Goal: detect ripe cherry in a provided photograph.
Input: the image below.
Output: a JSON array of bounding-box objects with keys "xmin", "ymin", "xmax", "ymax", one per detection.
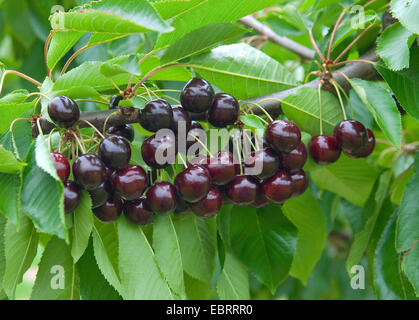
[
  {"xmin": 73, "ymin": 154, "xmax": 105, "ymax": 190},
  {"xmin": 141, "ymin": 134, "xmax": 177, "ymax": 169},
  {"xmin": 111, "ymin": 165, "xmax": 148, "ymax": 200},
  {"xmin": 308, "ymin": 135, "xmax": 341, "ymax": 165},
  {"xmin": 175, "ymin": 164, "xmax": 211, "ymax": 203},
  {"xmin": 190, "ymin": 186, "xmax": 222, "ymax": 219},
  {"xmin": 334, "ymin": 120, "xmax": 367, "ymax": 153},
  {"xmin": 174, "ymin": 192, "xmax": 191, "ymax": 215},
  {"xmin": 262, "ymin": 170, "xmax": 293, "ymax": 204},
  {"xmin": 265, "ymin": 120, "xmax": 301, "ymax": 152},
  {"xmin": 93, "ymin": 196, "xmax": 122, "ymax": 223},
  {"xmin": 146, "ymin": 181, "xmax": 177, "ymax": 215},
  {"xmin": 280, "ymin": 142, "xmax": 307, "ymax": 173},
  {"xmin": 64, "ymin": 180, "xmax": 81, "ymax": 213},
  {"xmin": 123, "ymin": 196, "xmax": 155, "ymax": 225},
  {"xmin": 206, "ymin": 151, "xmax": 238, "ymax": 185},
  {"xmin": 48, "ymin": 96, "xmax": 80, "ymax": 128},
  {"xmin": 51, "ymin": 152, "xmax": 70, "ymax": 181},
  {"xmin": 99, "ymin": 135, "xmax": 131, "ymax": 170},
  {"xmin": 139, "ymin": 99, "xmax": 173, "ymax": 132},
  {"xmin": 106, "ymin": 124, "xmax": 134, "ymax": 142},
  {"xmin": 227, "ymin": 175, "xmax": 259, "ymax": 205},
  {"xmin": 180, "ymin": 78, "xmax": 215, "ymax": 113},
  {"xmin": 186, "ymin": 122, "xmax": 205, "ymax": 154},
  {"xmin": 244, "ymin": 148, "xmax": 279, "ymax": 180},
  {"xmin": 208, "ymin": 93, "xmax": 239, "ymax": 128},
  {"xmin": 89, "ymin": 181, "xmax": 112, "ymax": 209},
  {"xmin": 252, "ymin": 192, "xmax": 270, "ymax": 208},
  {"xmin": 290, "ymin": 170, "xmax": 308, "ymax": 198},
  {"xmin": 347, "ymin": 128, "xmax": 375, "ymax": 158},
  {"xmin": 188, "ymin": 154, "xmax": 208, "ymax": 166},
  {"xmin": 171, "ymin": 106, "xmax": 191, "ymax": 133}
]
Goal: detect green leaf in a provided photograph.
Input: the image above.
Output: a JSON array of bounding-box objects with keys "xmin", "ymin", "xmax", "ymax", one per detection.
[
  {"xmin": 228, "ymin": 204, "xmax": 297, "ymax": 293},
  {"xmin": 152, "ymin": 0, "xmax": 205, "ymax": 20},
  {"xmin": 47, "ymin": 31, "xmax": 84, "ymax": 72},
  {"xmin": 118, "ymin": 216, "xmax": 173, "ymax": 299},
  {"xmin": 281, "ymin": 86, "xmax": 343, "ymax": 136},
  {"xmin": 0, "ymin": 173, "xmax": 21, "ymax": 224},
  {"xmin": 282, "ymin": 190, "xmax": 327, "ymax": 284},
  {"xmin": 310, "ymin": 155, "xmax": 379, "ymax": 206},
  {"xmin": 0, "ymin": 89, "xmax": 29, "ymax": 104},
  {"xmin": 240, "ymin": 114, "xmax": 266, "ymax": 130},
  {"xmin": 140, "ymin": 55, "xmax": 192, "ymax": 82},
  {"xmin": 161, "ymin": 23, "xmax": 247, "ymax": 63},
  {"xmin": 0, "ymin": 215, "xmax": 5, "ymax": 294},
  {"xmin": 391, "ymin": 0, "xmax": 419, "ymax": 34},
  {"xmin": 3, "ymin": 0, "xmax": 35, "ymax": 50},
  {"xmin": 377, "ymin": 22, "xmax": 414, "ymax": 71},
  {"xmin": 216, "ymin": 250, "xmax": 250, "ymax": 300},
  {"xmin": 0, "ymin": 145, "xmax": 26, "ymax": 173},
  {"xmin": 184, "ymin": 272, "xmax": 215, "ymax": 299},
  {"xmin": 173, "ymin": 214, "xmax": 215, "ymax": 285},
  {"xmin": 390, "ymin": 167, "xmax": 414, "ymax": 205},
  {"xmin": 71, "ymin": 191, "xmax": 93, "ymax": 263},
  {"xmin": 153, "ymin": 215, "xmax": 186, "ymax": 299},
  {"xmin": 31, "ymin": 237, "xmax": 80, "ymax": 300},
  {"xmin": 403, "ymin": 243, "xmax": 419, "ymax": 296},
  {"xmin": 189, "ymin": 43, "xmax": 296, "ymax": 100},
  {"xmin": 348, "ymin": 78, "xmax": 402, "ymax": 148},
  {"xmin": 0, "ymin": 102, "xmax": 34, "ymax": 134},
  {"xmin": 2, "ymin": 215, "xmax": 38, "ymax": 299}
]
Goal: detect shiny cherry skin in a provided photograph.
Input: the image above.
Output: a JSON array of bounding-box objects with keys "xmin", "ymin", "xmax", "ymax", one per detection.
[
  {"xmin": 171, "ymin": 106, "xmax": 191, "ymax": 133},
  {"xmin": 262, "ymin": 170, "xmax": 293, "ymax": 204},
  {"xmin": 290, "ymin": 170, "xmax": 308, "ymax": 198},
  {"xmin": 146, "ymin": 181, "xmax": 177, "ymax": 215},
  {"xmin": 265, "ymin": 120, "xmax": 301, "ymax": 153},
  {"xmin": 89, "ymin": 181, "xmax": 112, "ymax": 209},
  {"xmin": 141, "ymin": 134, "xmax": 177, "ymax": 169},
  {"xmin": 64, "ymin": 180, "xmax": 81, "ymax": 213},
  {"xmin": 106, "ymin": 124, "xmax": 134, "ymax": 142},
  {"xmin": 180, "ymin": 78, "xmax": 215, "ymax": 113},
  {"xmin": 244, "ymin": 148, "xmax": 279, "ymax": 180},
  {"xmin": 206, "ymin": 151, "xmax": 238, "ymax": 185},
  {"xmin": 308, "ymin": 135, "xmax": 341, "ymax": 165},
  {"xmin": 227, "ymin": 175, "xmax": 259, "ymax": 205},
  {"xmin": 175, "ymin": 164, "xmax": 211, "ymax": 203},
  {"xmin": 73, "ymin": 154, "xmax": 106, "ymax": 190},
  {"xmin": 139, "ymin": 99, "xmax": 173, "ymax": 132},
  {"xmin": 111, "ymin": 165, "xmax": 148, "ymax": 200},
  {"xmin": 334, "ymin": 120, "xmax": 367, "ymax": 153},
  {"xmin": 93, "ymin": 196, "xmax": 122, "ymax": 223},
  {"xmin": 208, "ymin": 93, "xmax": 239, "ymax": 128},
  {"xmin": 123, "ymin": 196, "xmax": 155, "ymax": 225},
  {"xmin": 280, "ymin": 142, "xmax": 307, "ymax": 173},
  {"xmin": 347, "ymin": 128, "xmax": 375, "ymax": 158},
  {"xmin": 190, "ymin": 186, "xmax": 222, "ymax": 219},
  {"xmin": 51, "ymin": 152, "xmax": 70, "ymax": 181},
  {"xmin": 99, "ymin": 135, "xmax": 131, "ymax": 170},
  {"xmin": 48, "ymin": 96, "xmax": 80, "ymax": 128}
]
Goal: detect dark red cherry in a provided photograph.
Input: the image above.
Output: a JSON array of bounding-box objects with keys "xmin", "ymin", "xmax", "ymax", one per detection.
[
  {"xmin": 290, "ymin": 170, "xmax": 308, "ymax": 198},
  {"xmin": 244, "ymin": 148, "xmax": 279, "ymax": 180},
  {"xmin": 111, "ymin": 165, "xmax": 148, "ymax": 200},
  {"xmin": 141, "ymin": 134, "xmax": 177, "ymax": 169},
  {"xmin": 89, "ymin": 181, "xmax": 112, "ymax": 209},
  {"xmin": 308, "ymin": 135, "xmax": 341, "ymax": 165},
  {"xmin": 51, "ymin": 152, "xmax": 70, "ymax": 182},
  {"xmin": 208, "ymin": 93, "xmax": 239, "ymax": 128},
  {"xmin": 190, "ymin": 186, "xmax": 222, "ymax": 219},
  {"xmin": 174, "ymin": 192, "xmax": 191, "ymax": 215},
  {"xmin": 99, "ymin": 135, "xmax": 131, "ymax": 170},
  {"xmin": 73, "ymin": 154, "xmax": 105, "ymax": 190},
  {"xmin": 265, "ymin": 120, "xmax": 301, "ymax": 152},
  {"xmin": 146, "ymin": 181, "xmax": 177, "ymax": 215},
  {"xmin": 64, "ymin": 180, "xmax": 81, "ymax": 213},
  {"xmin": 280, "ymin": 142, "xmax": 307, "ymax": 173},
  {"xmin": 347, "ymin": 128, "xmax": 375, "ymax": 158},
  {"xmin": 171, "ymin": 106, "xmax": 191, "ymax": 133},
  {"xmin": 175, "ymin": 164, "xmax": 211, "ymax": 203},
  {"xmin": 206, "ymin": 151, "xmax": 238, "ymax": 185},
  {"xmin": 227, "ymin": 175, "xmax": 259, "ymax": 205},
  {"xmin": 93, "ymin": 196, "xmax": 122, "ymax": 223},
  {"xmin": 123, "ymin": 196, "xmax": 155, "ymax": 225},
  {"xmin": 252, "ymin": 192, "xmax": 270, "ymax": 208},
  {"xmin": 262, "ymin": 170, "xmax": 293, "ymax": 204},
  {"xmin": 139, "ymin": 99, "xmax": 173, "ymax": 132},
  {"xmin": 48, "ymin": 96, "xmax": 80, "ymax": 128},
  {"xmin": 334, "ymin": 120, "xmax": 367, "ymax": 153},
  {"xmin": 188, "ymin": 154, "xmax": 209, "ymax": 166},
  {"xmin": 106, "ymin": 124, "xmax": 134, "ymax": 142},
  {"xmin": 180, "ymin": 78, "xmax": 215, "ymax": 113}
]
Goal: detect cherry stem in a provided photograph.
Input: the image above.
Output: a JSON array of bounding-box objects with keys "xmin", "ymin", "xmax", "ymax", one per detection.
[
  {"xmin": 309, "ymin": 29, "xmax": 325, "ymax": 62},
  {"xmin": 44, "ymin": 30, "xmax": 56, "ymax": 81},
  {"xmin": 317, "ymin": 81, "xmax": 323, "ymax": 135},
  {"xmin": 9, "ymin": 118, "xmax": 31, "ymax": 132},
  {"xmin": 333, "ymin": 80, "xmax": 354, "ymax": 119},
  {"xmin": 327, "ymin": 9, "xmax": 347, "ymax": 61},
  {"xmin": 304, "ymin": 71, "xmax": 319, "ymax": 83},
  {"xmin": 48, "ymin": 128, "xmax": 57, "ymax": 153},
  {"xmin": 333, "ymin": 59, "xmax": 376, "ymax": 68},
  {"xmin": 177, "ymin": 152, "xmax": 188, "ymax": 168},
  {"xmin": 102, "ymin": 112, "xmax": 117, "ymax": 136},
  {"xmin": 79, "ymin": 119, "xmax": 105, "ymax": 140},
  {"xmin": 189, "ymin": 133, "xmax": 213, "ymax": 157},
  {"xmin": 234, "ymin": 134, "xmax": 243, "ymax": 175},
  {"xmin": 138, "ymin": 46, "xmax": 168, "ymax": 67},
  {"xmin": 74, "ymin": 99, "xmax": 109, "ymax": 106},
  {"xmin": 0, "ymin": 70, "xmax": 42, "ymax": 96},
  {"xmin": 331, "ymin": 80, "xmax": 347, "ymax": 120},
  {"xmin": 244, "ymin": 131, "xmax": 257, "ymax": 151},
  {"xmin": 241, "ymin": 101, "xmax": 273, "ymax": 122},
  {"xmin": 70, "ymin": 130, "xmax": 86, "ymax": 154},
  {"xmin": 60, "ymin": 44, "xmax": 94, "ymax": 76},
  {"xmin": 24, "ymin": 92, "xmax": 51, "ymax": 102}
]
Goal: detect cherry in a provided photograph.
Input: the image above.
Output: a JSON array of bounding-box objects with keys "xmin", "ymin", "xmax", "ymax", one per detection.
[
  {"xmin": 93, "ymin": 196, "xmax": 122, "ymax": 223},
  {"xmin": 308, "ymin": 135, "xmax": 341, "ymax": 165},
  {"xmin": 111, "ymin": 165, "xmax": 148, "ymax": 200},
  {"xmin": 73, "ymin": 154, "xmax": 105, "ymax": 190},
  {"xmin": 290, "ymin": 170, "xmax": 308, "ymax": 198},
  {"xmin": 280, "ymin": 142, "xmax": 307, "ymax": 173},
  {"xmin": 175, "ymin": 164, "xmax": 211, "ymax": 203},
  {"xmin": 171, "ymin": 106, "xmax": 191, "ymax": 133},
  {"xmin": 139, "ymin": 99, "xmax": 173, "ymax": 132},
  {"xmin": 48, "ymin": 96, "xmax": 80, "ymax": 128},
  {"xmin": 208, "ymin": 93, "xmax": 239, "ymax": 128},
  {"xmin": 190, "ymin": 186, "xmax": 222, "ymax": 219},
  {"xmin": 106, "ymin": 124, "xmax": 134, "ymax": 142},
  {"xmin": 89, "ymin": 181, "xmax": 112, "ymax": 209},
  {"xmin": 252, "ymin": 192, "xmax": 270, "ymax": 209},
  {"xmin": 186, "ymin": 122, "xmax": 205, "ymax": 154},
  {"xmin": 244, "ymin": 148, "xmax": 279, "ymax": 180},
  {"xmin": 141, "ymin": 134, "xmax": 177, "ymax": 169},
  {"xmin": 180, "ymin": 78, "xmax": 215, "ymax": 113},
  {"xmin": 146, "ymin": 181, "xmax": 177, "ymax": 215},
  {"xmin": 64, "ymin": 180, "xmax": 81, "ymax": 213},
  {"xmin": 206, "ymin": 150, "xmax": 238, "ymax": 185},
  {"xmin": 51, "ymin": 152, "xmax": 70, "ymax": 182},
  {"xmin": 188, "ymin": 154, "xmax": 208, "ymax": 166},
  {"xmin": 265, "ymin": 120, "xmax": 301, "ymax": 153},
  {"xmin": 227, "ymin": 175, "xmax": 259, "ymax": 205},
  {"xmin": 174, "ymin": 192, "xmax": 191, "ymax": 214},
  {"xmin": 109, "ymin": 95, "xmax": 123, "ymax": 109},
  {"xmin": 123, "ymin": 196, "xmax": 155, "ymax": 225},
  {"xmin": 261, "ymin": 170, "xmax": 293, "ymax": 204},
  {"xmin": 99, "ymin": 135, "xmax": 131, "ymax": 170},
  {"xmin": 347, "ymin": 128, "xmax": 375, "ymax": 158},
  {"xmin": 334, "ymin": 120, "xmax": 367, "ymax": 153}
]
